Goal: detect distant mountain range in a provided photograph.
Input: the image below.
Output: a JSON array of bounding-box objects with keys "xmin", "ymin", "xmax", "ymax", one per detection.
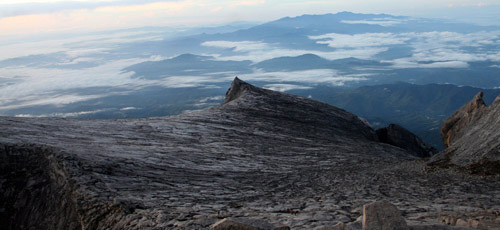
[{"xmin": 1, "ymin": 12, "xmax": 500, "ymax": 151}]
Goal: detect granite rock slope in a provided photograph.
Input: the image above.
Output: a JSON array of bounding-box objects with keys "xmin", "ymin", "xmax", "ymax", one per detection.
[
  {"xmin": 430, "ymin": 91, "xmax": 500, "ymax": 174},
  {"xmin": 1, "ymin": 78, "xmax": 499, "ymax": 229}
]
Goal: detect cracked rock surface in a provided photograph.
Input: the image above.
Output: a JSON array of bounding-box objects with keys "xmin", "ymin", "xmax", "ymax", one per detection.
[
  {"xmin": 430, "ymin": 91, "xmax": 500, "ymax": 175},
  {"xmin": 1, "ymin": 78, "xmax": 499, "ymax": 229}
]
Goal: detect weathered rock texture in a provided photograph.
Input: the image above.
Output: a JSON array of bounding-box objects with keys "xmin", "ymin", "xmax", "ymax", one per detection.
[
  {"xmin": 1, "ymin": 78, "xmax": 499, "ymax": 229},
  {"xmin": 439, "ymin": 212, "xmax": 500, "ymax": 229},
  {"xmin": 362, "ymin": 201, "xmax": 409, "ymax": 230},
  {"xmin": 440, "ymin": 92, "xmax": 487, "ymax": 148},
  {"xmin": 376, "ymin": 124, "xmax": 437, "ymax": 158},
  {"xmin": 430, "ymin": 91, "xmax": 500, "ymax": 175},
  {"xmin": 210, "ymin": 218, "xmax": 275, "ymax": 230}
]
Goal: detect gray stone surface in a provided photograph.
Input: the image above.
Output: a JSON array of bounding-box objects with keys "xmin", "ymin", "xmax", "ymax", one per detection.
[
  {"xmin": 1, "ymin": 78, "xmax": 500, "ymax": 229},
  {"xmin": 440, "ymin": 92, "xmax": 487, "ymax": 148},
  {"xmin": 430, "ymin": 91, "xmax": 500, "ymax": 175},
  {"xmin": 211, "ymin": 218, "xmax": 275, "ymax": 230},
  {"xmin": 362, "ymin": 201, "xmax": 409, "ymax": 230}
]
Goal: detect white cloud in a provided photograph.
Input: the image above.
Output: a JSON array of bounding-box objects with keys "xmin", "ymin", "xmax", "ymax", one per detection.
[
  {"xmin": 203, "ymin": 40, "xmax": 387, "ymax": 62},
  {"xmin": 307, "ymin": 30, "xmax": 500, "ymax": 67},
  {"xmin": 340, "ymin": 18, "xmax": 404, "ymax": 27},
  {"xmin": 263, "ymin": 84, "xmax": 313, "ymax": 92},
  {"xmin": 385, "ymin": 31, "xmax": 500, "ymax": 67},
  {"xmin": 0, "ymin": 57, "xmax": 157, "ymax": 109},
  {"xmin": 300, "ymin": 30, "xmax": 498, "ymax": 68},
  {"xmin": 411, "ymin": 48, "xmax": 489, "ymax": 62},
  {"xmin": 385, "ymin": 59, "xmax": 469, "ymax": 69},
  {"xmin": 155, "ymin": 75, "xmax": 232, "ymax": 88},
  {"xmin": 0, "ymin": 30, "xmax": 164, "ymax": 61},
  {"xmin": 120, "ymin": 107, "xmax": 138, "ymax": 111},
  {"xmin": 238, "ymin": 69, "xmax": 370, "ymax": 86},
  {"xmin": 309, "ymin": 33, "xmax": 409, "ymax": 48},
  {"xmin": 199, "ymin": 96, "xmax": 224, "ymax": 103},
  {"xmin": 141, "ymin": 69, "xmax": 369, "ymax": 88},
  {"xmin": 202, "ymin": 40, "xmax": 269, "ymax": 52},
  {"xmin": 1, "ymin": 94, "xmax": 105, "ymax": 110},
  {"xmin": 14, "ymin": 109, "xmax": 109, "ymax": 118},
  {"xmin": 55, "ymin": 57, "xmax": 100, "ymax": 66},
  {"xmin": 403, "ymin": 31, "xmax": 499, "ymax": 48},
  {"xmin": 487, "ymin": 52, "xmax": 500, "ymax": 62}
]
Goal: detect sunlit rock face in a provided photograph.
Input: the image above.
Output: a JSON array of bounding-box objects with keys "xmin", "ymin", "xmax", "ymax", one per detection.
[
  {"xmin": 1, "ymin": 78, "xmax": 499, "ymax": 229},
  {"xmin": 430, "ymin": 92, "xmax": 500, "ymax": 175}
]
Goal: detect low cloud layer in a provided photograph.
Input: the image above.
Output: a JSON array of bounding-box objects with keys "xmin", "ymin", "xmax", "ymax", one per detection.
[
  {"xmin": 202, "ymin": 40, "xmax": 387, "ymax": 62},
  {"xmin": 263, "ymin": 84, "xmax": 313, "ymax": 92},
  {"xmin": 340, "ymin": 17, "xmax": 405, "ymax": 27},
  {"xmin": 1, "ymin": 14, "xmax": 500, "ymax": 115},
  {"xmin": 309, "ymin": 33, "xmax": 409, "ymax": 48},
  {"xmin": 238, "ymin": 69, "xmax": 370, "ymax": 86},
  {"xmin": 307, "ymin": 30, "xmax": 500, "ymax": 68}
]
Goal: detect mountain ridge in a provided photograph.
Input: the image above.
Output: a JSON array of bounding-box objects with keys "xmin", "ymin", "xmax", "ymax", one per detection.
[{"xmin": 0, "ymin": 78, "xmax": 453, "ymax": 229}]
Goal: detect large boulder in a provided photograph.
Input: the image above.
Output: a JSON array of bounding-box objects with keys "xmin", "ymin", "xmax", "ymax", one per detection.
[{"xmin": 362, "ymin": 201, "xmax": 409, "ymax": 230}]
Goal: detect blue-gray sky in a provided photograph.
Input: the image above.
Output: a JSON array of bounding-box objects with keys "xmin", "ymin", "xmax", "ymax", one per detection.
[{"xmin": 1, "ymin": 0, "xmax": 499, "ymax": 36}]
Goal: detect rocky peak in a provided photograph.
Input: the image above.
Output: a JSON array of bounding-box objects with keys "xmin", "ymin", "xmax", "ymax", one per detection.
[
  {"xmin": 219, "ymin": 77, "xmax": 382, "ymax": 142},
  {"xmin": 440, "ymin": 91, "xmax": 487, "ymax": 148},
  {"xmin": 430, "ymin": 91, "xmax": 500, "ymax": 174},
  {"xmin": 224, "ymin": 77, "xmax": 259, "ymax": 104},
  {"xmin": 493, "ymin": 94, "xmax": 500, "ymax": 106}
]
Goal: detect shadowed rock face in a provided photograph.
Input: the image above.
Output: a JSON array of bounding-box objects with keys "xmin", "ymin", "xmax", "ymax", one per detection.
[
  {"xmin": 376, "ymin": 124, "xmax": 437, "ymax": 158},
  {"xmin": 224, "ymin": 77, "xmax": 253, "ymax": 104},
  {"xmin": 430, "ymin": 91, "xmax": 500, "ymax": 175},
  {"xmin": 0, "ymin": 145, "xmax": 81, "ymax": 230},
  {"xmin": 1, "ymin": 78, "xmax": 499, "ymax": 229}
]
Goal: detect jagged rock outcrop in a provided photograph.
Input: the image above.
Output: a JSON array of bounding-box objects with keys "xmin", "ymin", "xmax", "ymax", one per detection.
[
  {"xmin": 224, "ymin": 77, "xmax": 253, "ymax": 104},
  {"xmin": 429, "ymin": 92, "xmax": 500, "ymax": 174},
  {"xmin": 1, "ymin": 78, "xmax": 500, "ymax": 229},
  {"xmin": 440, "ymin": 92, "xmax": 487, "ymax": 148},
  {"xmin": 376, "ymin": 124, "xmax": 437, "ymax": 158}
]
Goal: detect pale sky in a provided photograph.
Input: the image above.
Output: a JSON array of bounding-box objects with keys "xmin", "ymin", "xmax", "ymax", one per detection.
[{"xmin": 0, "ymin": 0, "xmax": 499, "ymax": 37}]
